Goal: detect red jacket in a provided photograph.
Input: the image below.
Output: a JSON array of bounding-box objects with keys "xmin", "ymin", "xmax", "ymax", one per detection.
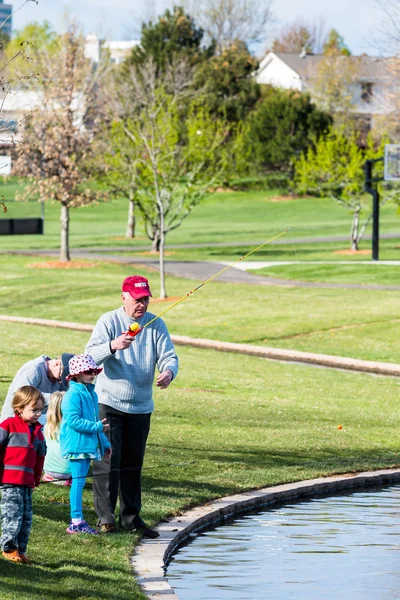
[{"xmin": 0, "ymin": 415, "xmax": 46, "ymax": 487}]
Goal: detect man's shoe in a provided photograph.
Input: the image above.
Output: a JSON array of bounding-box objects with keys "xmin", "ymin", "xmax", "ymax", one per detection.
[
  {"xmin": 99, "ymin": 523, "xmax": 117, "ymax": 534},
  {"xmin": 132, "ymin": 515, "xmax": 160, "ymax": 538},
  {"xmin": 139, "ymin": 526, "xmax": 160, "ymax": 539},
  {"xmin": 19, "ymin": 553, "xmax": 31, "ymax": 564}
]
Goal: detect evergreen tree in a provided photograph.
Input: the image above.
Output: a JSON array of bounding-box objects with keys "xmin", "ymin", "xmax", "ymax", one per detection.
[
  {"xmin": 323, "ymin": 29, "xmax": 351, "ymax": 56},
  {"xmin": 246, "ymin": 87, "xmax": 332, "ymax": 170},
  {"xmin": 194, "ymin": 39, "xmax": 260, "ymax": 122},
  {"xmin": 127, "ymin": 5, "xmax": 214, "ymax": 73}
]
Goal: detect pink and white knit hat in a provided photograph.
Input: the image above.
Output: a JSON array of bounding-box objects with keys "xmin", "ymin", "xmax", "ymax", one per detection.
[{"xmin": 66, "ymin": 354, "xmax": 102, "ymax": 380}]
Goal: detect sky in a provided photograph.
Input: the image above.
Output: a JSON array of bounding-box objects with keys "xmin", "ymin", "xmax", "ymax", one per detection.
[{"xmin": 12, "ymin": 0, "xmax": 385, "ymax": 57}]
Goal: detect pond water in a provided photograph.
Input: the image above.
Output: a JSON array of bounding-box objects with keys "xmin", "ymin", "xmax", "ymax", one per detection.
[{"xmin": 166, "ymin": 485, "xmax": 400, "ymax": 600}]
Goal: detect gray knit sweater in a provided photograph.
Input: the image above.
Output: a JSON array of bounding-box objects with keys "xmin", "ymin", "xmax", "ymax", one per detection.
[
  {"xmin": 85, "ymin": 307, "xmax": 178, "ymax": 414},
  {"xmin": 1, "ymin": 355, "xmax": 61, "ymax": 421}
]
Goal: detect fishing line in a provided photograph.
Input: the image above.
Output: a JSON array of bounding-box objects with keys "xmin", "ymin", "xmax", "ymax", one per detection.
[
  {"xmin": 38, "ymin": 461, "xmax": 198, "ymax": 486},
  {"xmin": 126, "ymin": 228, "xmax": 291, "ymax": 337},
  {"xmin": 288, "ymin": 227, "xmax": 326, "ymax": 357},
  {"xmin": 289, "ymin": 229, "xmax": 400, "ymax": 462}
]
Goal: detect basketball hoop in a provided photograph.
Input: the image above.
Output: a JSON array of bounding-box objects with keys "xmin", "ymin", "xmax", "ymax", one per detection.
[{"xmin": 384, "ymin": 144, "xmax": 400, "ymax": 181}]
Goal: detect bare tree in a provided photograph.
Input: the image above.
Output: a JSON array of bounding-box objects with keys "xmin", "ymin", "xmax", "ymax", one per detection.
[
  {"xmin": 271, "ymin": 18, "xmax": 326, "ymax": 54},
  {"xmin": 94, "ymin": 120, "xmax": 140, "ymax": 238},
  {"xmin": 184, "ymin": 0, "xmax": 273, "ymax": 49},
  {"xmin": 375, "ymin": 0, "xmax": 400, "ymax": 53},
  {"xmin": 115, "ymin": 58, "xmax": 229, "ymax": 297},
  {"xmin": 13, "ymin": 22, "xmax": 110, "ymax": 261},
  {"xmin": 127, "ymin": 0, "xmax": 173, "ymax": 38},
  {"xmin": 311, "ymin": 55, "xmax": 360, "ymax": 129}
]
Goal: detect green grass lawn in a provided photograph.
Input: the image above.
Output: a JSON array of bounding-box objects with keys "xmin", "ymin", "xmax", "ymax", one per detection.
[
  {"xmin": 0, "ymin": 181, "xmax": 399, "ymax": 254},
  {"xmin": 249, "ymin": 262, "xmax": 400, "ymax": 285},
  {"xmin": 1, "ymin": 321, "xmax": 400, "ymax": 598},
  {"xmin": 1, "ymin": 181, "xmax": 399, "ymax": 596},
  {"xmin": 1, "ymin": 254, "xmax": 400, "ymax": 364}
]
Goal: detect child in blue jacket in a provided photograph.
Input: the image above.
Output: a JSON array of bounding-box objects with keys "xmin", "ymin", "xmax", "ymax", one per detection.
[{"xmin": 60, "ymin": 354, "xmax": 112, "ymax": 534}]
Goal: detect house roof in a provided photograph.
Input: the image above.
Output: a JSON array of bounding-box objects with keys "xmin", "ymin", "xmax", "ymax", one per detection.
[{"xmin": 261, "ymin": 52, "xmax": 390, "ymax": 83}]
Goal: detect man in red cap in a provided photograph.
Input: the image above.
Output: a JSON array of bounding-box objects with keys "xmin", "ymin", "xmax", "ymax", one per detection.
[{"xmin": 85, "ymin": 275, "xmax": 178, "ymax": 538}]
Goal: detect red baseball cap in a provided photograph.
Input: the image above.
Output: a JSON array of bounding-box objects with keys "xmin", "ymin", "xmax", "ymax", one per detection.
[{"xmin": 122, "ymin": 275, "xmax": 152, "ymax": 300}]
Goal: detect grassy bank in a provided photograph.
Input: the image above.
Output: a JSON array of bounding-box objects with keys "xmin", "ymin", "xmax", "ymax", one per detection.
[
  {"xmin": 249, "ymin": 262, "xmax": 400, "ymax": 285},
  {"xmin": 1, "ymin": 322, "xmax": 400, "ymax": 598},
  {"xmin": 1, "ymin": 254, "xmax": 400, "ymax": 363}
]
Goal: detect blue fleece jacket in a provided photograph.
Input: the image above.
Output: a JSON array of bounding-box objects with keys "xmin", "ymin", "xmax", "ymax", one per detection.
[{"xmin": 60, "ymin": 381, "xmax": 110, "ymax": 458}]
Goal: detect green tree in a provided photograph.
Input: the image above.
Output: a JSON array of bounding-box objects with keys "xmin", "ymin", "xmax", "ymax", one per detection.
[
  {"xmin": 194, "ymin": 39, "xmax": 259, "ymax": 122},
  {"xmin": 245, "ymin": 87, "xmax": 332, "ymax": 171},
  {"xmin": 323, "ymin": 28, "xmax": 351, "ymax": 56},
  {"xmin": 294, "ymin": 130, "xmax": 390, "ymax": 250},
  {"xmin": 5, "ymin": 21, "xmax": 58, "ymax": 82},
  {"xmin": 127, "ymin": 5, "xmax": 214, "ymax": 73}
]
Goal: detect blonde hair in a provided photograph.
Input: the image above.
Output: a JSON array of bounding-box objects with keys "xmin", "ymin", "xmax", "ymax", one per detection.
[
  {"xmin": 12, "ymin": 386, "xmax": 44, "ymax": 415},
  {"xmin": 43, "ymin": 391, "xmax": 65, "ymax": 440}
]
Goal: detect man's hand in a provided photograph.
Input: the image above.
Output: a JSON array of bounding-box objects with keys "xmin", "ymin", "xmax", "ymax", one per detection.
[
  {"xmin": 156, "ymin": 370, "xmax": 173, "ymax": 389},
  {"xmin": 111, "ymin": 334, "xmax": 134, "ymax": 351},
  {"xmin": 104, "ymin": 447, "xmax": 112, "ymax": 460}
]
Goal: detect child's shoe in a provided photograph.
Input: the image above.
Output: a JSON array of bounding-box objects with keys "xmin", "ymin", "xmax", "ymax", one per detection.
[
  {"xmin": 42, "ymin": 473, "xmax": 71, "ymax": 487},
  {"xmin": 19, "ymin": 553, "xmax": 31, "ymax": 564},
  {"xmin": 2, "ymin": 549, "xmax": 22, "ymax": 563},
  {"xmin": 66, "ymin": 520, "xmax": 98, "ymax": 534}
]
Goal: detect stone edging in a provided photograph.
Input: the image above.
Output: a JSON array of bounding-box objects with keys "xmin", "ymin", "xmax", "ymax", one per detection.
[
  {"xmin": 1, "ymin": 314, "xmax": 400, "ymax": 377},
  {"xmin": 131, "ymin": 468, "xmax": 400, "ymax": 600}
]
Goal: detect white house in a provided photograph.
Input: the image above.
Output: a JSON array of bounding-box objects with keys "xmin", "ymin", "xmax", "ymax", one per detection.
[
  {"xmin": 84, "ymin": 34, "xmax": 140, "ymax": 64},
  {"xmin": 256, "ymin": 51, "xmax": 390, "ymax": 119}
]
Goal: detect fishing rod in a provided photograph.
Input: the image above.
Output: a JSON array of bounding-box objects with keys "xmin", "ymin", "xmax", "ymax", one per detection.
[{"xmin": 125, "ymin": 228, "xmax": 290, "ymax": 338}]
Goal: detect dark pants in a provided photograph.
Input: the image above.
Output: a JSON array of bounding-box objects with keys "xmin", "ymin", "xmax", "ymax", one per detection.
[
  {"xmin": 0, "ymin": 485, "xmax": 32, "ymax": 553},
  {"xmin": 92, "ymin": 405, "xmax": 151, "ymax": 529}
]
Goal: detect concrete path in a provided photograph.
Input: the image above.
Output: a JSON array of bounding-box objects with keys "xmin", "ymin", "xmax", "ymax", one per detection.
[
  {"xmin": 228, "ymin": 259, "xmax": 400, "ymax": 270},
  {"xmin": 2, "ymin": 249, "xmax": 400, "ymax": 290}
]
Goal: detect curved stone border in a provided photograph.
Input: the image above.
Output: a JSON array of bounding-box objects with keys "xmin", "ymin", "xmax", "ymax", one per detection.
[
  {"xmin": 132, "ymin": 468, "xmax": 400, "ymax": 599},
  {"xmin": 1, "ymin": 314, "xmax": 400, "ymax": 377}
]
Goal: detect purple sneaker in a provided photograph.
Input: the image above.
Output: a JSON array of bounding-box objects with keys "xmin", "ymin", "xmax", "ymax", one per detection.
[{"xmin": 66, "ymin": 521, "xmax": 98, "ymax": 534}]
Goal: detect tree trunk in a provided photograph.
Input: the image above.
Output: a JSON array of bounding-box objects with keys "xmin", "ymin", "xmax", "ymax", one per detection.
[
  {"xmin": 350, "ymin": 208, "xmax": 360, "ymax": 251},
  {"xmin": 125, "ymin": 192, "xmax": 136, "ymax": 238},
  {"xmin": 60, "ymin": 204, "xmax": 70, "ymax": 262},
  {"xmin": 151, "ymin": 233, "xmax": 161, "ymax": 252},
  {"xmin": 159, "ymin": 228, "xmax": 167, "ymax": 299}
]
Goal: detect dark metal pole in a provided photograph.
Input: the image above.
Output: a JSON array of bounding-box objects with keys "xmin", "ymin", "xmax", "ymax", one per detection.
[
  {"xmin": 371, "ymin": 188, "xmax": 379, "ymax": 261},
  {"xmin": 364, "ymin": 159, "xmax": 382, "ymax": 262}
]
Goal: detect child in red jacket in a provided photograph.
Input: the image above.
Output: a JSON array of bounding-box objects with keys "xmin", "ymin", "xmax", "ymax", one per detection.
[{"xmin": 0, "ymin": 386, "xmax": 46, "ymax": 564}]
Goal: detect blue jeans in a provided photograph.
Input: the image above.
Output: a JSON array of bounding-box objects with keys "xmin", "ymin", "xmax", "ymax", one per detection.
[
  {"xmin": 0, "ymin": 485, "xmax": 33, "ymax": 553},
  {"xmin": 69, "ymin": 459, "xmax": 91, "ymax": 520}
]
